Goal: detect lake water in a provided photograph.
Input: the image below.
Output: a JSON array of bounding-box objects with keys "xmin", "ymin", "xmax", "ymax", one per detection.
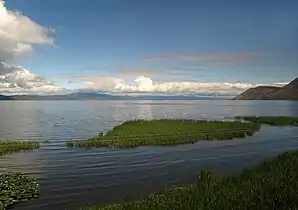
[{"xmin": 0, "ymin": 100, "xmax": 298, "ymax": 210}]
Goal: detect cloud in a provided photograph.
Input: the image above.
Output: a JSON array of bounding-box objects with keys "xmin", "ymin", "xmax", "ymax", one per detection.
[
  {"xmin": 81, "ymin": 67, "xmax": 161, "ymax": 76},
  {"xmin": 138, "ymin": 52, "xmax": 262, "ymax": 67},
  {"xmin": 75, "ymin": 75, "xmax": 265, "ymax": 95},
  {"xmin": 80, "ymin": 53, "xmax": 259, "ymax": 78},
  {"xmin": 0, "ymin": 61, "xmax": 61, "ymax": 94},
  {"xmin": 273, "ymin": 82, "xmax": 289, "ymax": 87},
  {"xmin": 0, "ymin": 0, "xmax": 54, "ymax": 62},
  {"xmin": 0, "ymin": 0, "xmax": 57, "ymax": 94},
  {"xmin": 71, "ymin": 75, "xmax": 123, "ymax": 92},
  {"xmin": 80, "ymin": 66, "xmax": 205, "ymax": 78}
]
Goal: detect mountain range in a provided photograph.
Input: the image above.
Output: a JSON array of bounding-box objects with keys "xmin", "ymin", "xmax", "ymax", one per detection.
[
  {"xmin": 1, "ymin": 77, "xmax": 297, "ymax": 101},
  {"xmin": 234, "ymin": 77, "xmax": 298, "ymax": 100}
]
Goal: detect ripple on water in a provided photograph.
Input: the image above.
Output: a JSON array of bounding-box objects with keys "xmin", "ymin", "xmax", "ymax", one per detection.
[{"xmin": 1, "ymin": 101, "xmax": 298, "ymax": 209}]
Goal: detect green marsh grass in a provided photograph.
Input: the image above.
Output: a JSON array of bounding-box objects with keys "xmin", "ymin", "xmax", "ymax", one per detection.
[
  {"xmin": 81, "ymin": 149, "xmax": 298, "ymax": 210},
  {"xmin": 0, "ymin": 141, "xmax": 40, "ymax": 156},
  {"xmin": 235, "ymin": 116, "xmax": 298, "ymax": 126},
  {"xmin": 0, "ymin": 172, "xmax": 39, "ymax": 210},
  {"xmin": 67, "ymin": 119, "xmax": 260, "ymax": 148}
]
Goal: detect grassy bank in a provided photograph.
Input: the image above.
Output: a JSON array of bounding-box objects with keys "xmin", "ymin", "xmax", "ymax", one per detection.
[
  {"xmin": 67, "ymin": 119, "xmax": 260, "ymax": 148},
  {"xmin": 82, "ymin": 149, "xmax": 298, "ymax": 210},
  {"xmin": 235, "ymin": 116, "xmax": 298, "ymax": 126},
  {"xmin": 0, "ymin": 141, "xmax": 40, "ymax": 156},
  {"xmin": 0, "ymin": 172, "xmax": 39, "ymax": 210}
]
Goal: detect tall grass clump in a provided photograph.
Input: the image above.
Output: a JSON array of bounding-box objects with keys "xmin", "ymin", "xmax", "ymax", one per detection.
[
  {"xmin": 0, "ymin": 141, "xmax": 40, "ymax": 156},
  {"xmin": 0, "ymin": 172, "xmax": 39, "ymax": 210},
  {"xmin": 81, "ymin": 149, "xmax": 298, "ymax": 210},
  {"xmin": 235, "ymin": 116, "xmax": 298, "ymax": 126},
  {"xmin": 67, "ymin": 119, "xmax": 260, "ymax": 148}
]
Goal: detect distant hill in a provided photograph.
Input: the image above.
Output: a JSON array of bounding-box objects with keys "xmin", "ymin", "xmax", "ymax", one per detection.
[
  {"xmin": 0, "ymin": 95, "xmax": 12, "ymax": 100},
  {"xmin": 0, "ymin": 92, "xmax": 227, "ymax": 100},
  {"xmin": 234, "ymin": 77, "xmax": 298, "ymax": 100},
  {"xmin": 233, "ymin": 86, "xmax": 281, "ymax": 100}
]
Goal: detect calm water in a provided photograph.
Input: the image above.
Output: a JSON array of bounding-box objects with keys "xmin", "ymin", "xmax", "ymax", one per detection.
[{"xmin": 0, "ymin": 100, "xmax": 298, "ymax": 210}]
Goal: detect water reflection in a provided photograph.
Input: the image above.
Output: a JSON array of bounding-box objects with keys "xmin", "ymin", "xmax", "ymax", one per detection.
[
  {"xmin": 0, "ymin": 100, "xmax": 298, "ymax": 210},
  {"xmin": 136, "ymin": 102, "xmax": 153, "ymax": 120},
  {"xmin": 0, "ymin": 101, "xmax": 43, "ymax": 176},
  {"xmin": 0, "ymin": 151, "xmax": 42, "ymax": 177},
  {"xmin": 289, "ymin": 101, "xmax": 298, "ymax": 116}
]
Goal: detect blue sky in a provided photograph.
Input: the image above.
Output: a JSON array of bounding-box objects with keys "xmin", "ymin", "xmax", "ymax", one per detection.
[{"xmin": 1, "ymin": 0, "xmax": 297, "ymax": 94}]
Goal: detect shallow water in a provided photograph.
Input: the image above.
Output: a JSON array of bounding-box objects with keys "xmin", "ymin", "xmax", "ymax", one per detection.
[{"xmin": 0, "ymin": 100, "xmax": 298, "ymax": 209}]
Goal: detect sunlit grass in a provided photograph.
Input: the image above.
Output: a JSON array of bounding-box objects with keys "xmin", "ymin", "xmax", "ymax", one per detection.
[
  {"xmin": 235, "ymin": 116, "xmax": 298, "ymax": 126},
  {"xmin": 0, "ymin": 141, "xmax": 40, "ymax": 156},
  {"xmin": 0, "ymin": 172, "xmax": 39, "ymax": 210},
  {"xmin": 67, "ymin": 119, "xmax": 260, "ymax": 148},
  {"xmin": 81, "ymin": 149, "xmax": 298, "ymax": 210}
]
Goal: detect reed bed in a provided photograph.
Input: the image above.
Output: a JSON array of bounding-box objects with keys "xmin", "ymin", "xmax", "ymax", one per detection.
[
  {"xmin": 67, "ymin": 119, "xmax": 260, "ymax": 148},
  {"xmin": 0, "ymin": 141, "xmax": 40, "ymax": 156},
  {"xmin": 0, "ymin": 172, "xmax": 39, "ymax": 210},
  {"xmin": 235, "ymin": 116, "xmax": 298, "ymax": 126},
  {"xmin": 82, "ymin": 149, "xmax": 298, "ymax": 210}
]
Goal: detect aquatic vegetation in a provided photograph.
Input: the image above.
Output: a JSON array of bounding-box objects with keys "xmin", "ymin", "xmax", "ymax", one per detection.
[
  {"xmin": 0, "ymin": 141, "xmax": 40, "ymax": 156},
  {"xmin": 67, "ymin": 119, "xmax": 260, "ymax": 148},
  {"xmin": 235, "ymin": 116, "xmax": 298, "ymax": 126},
  {"xmin": 0, "ymin": 141, "xmax": 40, "ymax": 209},
  {"xmin": 66, "ymin": 141, "xmax": 74, "ymax": 147},
  {"xmin": 81, "ymin": 149, "xmax": 298, "ymax": 210},
  {"xmin": 0, "ymin": 172, "xmax": 39, "ymax": 210}
]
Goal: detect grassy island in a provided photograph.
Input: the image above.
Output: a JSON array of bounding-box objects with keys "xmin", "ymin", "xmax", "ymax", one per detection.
[
  {"xmin": 0, "ymin": 141, "xmax": 40, "ymax": 157},
  {"xmin": 67, "ymin": 119, "xmax": 260, "ymax": 148},
  {"xmin": 235, "ymin": 116, "xmax": 298, "ymax": 126},
  {"xmin": 0, "ymin": 172, "xmax": 39, "ymax": 210},
  {"xmin": 82, "ymin": 149, "xmax": 298, "ymax": 210}
]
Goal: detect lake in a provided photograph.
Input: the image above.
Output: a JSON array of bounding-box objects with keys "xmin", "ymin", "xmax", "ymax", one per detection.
[{"xmin": 0, "ymin": 100, "xmax": 298, "ymax": 210}]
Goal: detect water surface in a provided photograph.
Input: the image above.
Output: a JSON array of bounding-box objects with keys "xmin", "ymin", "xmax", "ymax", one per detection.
[{"xmin": 0, "ymin": 100, "xmax": 298, "ymax": 209}]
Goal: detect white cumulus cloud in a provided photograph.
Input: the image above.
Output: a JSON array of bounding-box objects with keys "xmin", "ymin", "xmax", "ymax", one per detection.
[
  {"xmin": 0, "ymin": 0, "xmax": 57, "ymax": 94},
  {"xmin": 0, "ymin": 62, "xmax": 60, "ymax": 94},
  {"xmin": 78, "ymin": 75, "xmax": 263, "ymax": 95},
  {"xmin": 0, "ymin": 0, "xmax": 54, "ymax": 62}
]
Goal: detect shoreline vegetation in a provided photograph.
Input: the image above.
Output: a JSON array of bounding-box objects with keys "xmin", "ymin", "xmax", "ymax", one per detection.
[
  {"xmin": 0, "ymin": 141, "xmax": 40, "ymax": 209},
  {"xmin": 0, "ymin": 141, "xmax": 40, "ymax": 157},
  {"xmin": 66, "ymin": 119, "xmax": 261, "ymax": 148},
  {"xmin": 82, "ymin": 149, "xmax": 298, "ymax": 210},
  {"xmin": 0, "ymin": 173, "xmax": 39, "ymax": 210},
  {"xmin": 1, "ymin": 116, "xmax": 298, "ymax": 209},
  {"xmin": 235, "ymin": 116, "xmax": 298, "ymax": 126}
]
